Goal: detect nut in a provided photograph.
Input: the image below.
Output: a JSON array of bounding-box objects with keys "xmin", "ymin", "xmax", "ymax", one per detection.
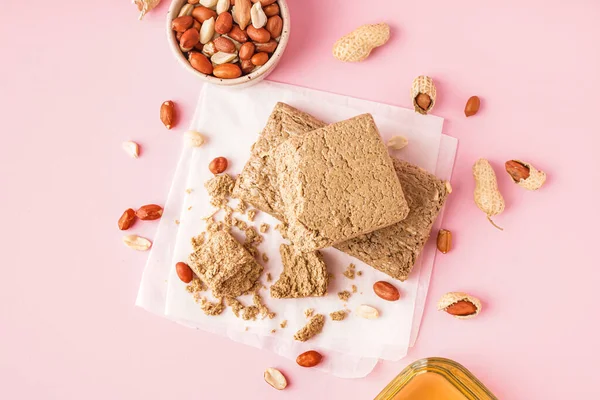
[
  {"xmin": 241, "ymin": 59, "xmax": 255, "ymax": 74},
  {"xmin": 172, "ymin": 15, "xmax": 194, "ymax": 32},
  {"xmin": 373, "ymin": 281, "xmax": 400, "ymax": 301},
  {"xmin": 184, "ymin": 130, "xmax": 205, "ymax": 147},
  {"xmin": 160, "ymin": 101, "xmax": 175, "ymax": 129},
  {"xmin": 178, "ymin": 3, "xmax": 194, "ymax": 17},
  {"xmin": 415, "ymin": 93, "xmax": 431, "ymax": 111},
  {"xmin": 200, "ymin": 17, "xmax": 215, "ymax": 44},
  {"xmin": 264, "ymin": 368, "xmax": 287, "ymax": 390},
  {"xmin": 180, "ymin": 28, "xmax": 200, "ymax": 49},
  {"xmin": 118, "ymin": 208, "xmax": 136, "ymax": 230},
  {"xmin": 176, "ymin": 262, "xmax": 194, "ymax": 283},
  {"xmin": 228, "ymin": 25, "xmax": 248, "ymax": 42},
  {"xmin": 263, "ymin": 3, "xmax": 279, "ymax": 17},
  {"xmin": 189, "ymin": 52, "xmax": 214, "ymax": 74},
  {"xmin": 246, "ymin": 25, "xmax": 270, "ymax": 43},
  {"xmin": 201, "ymin": 41, "xmax": 217, "ymax": 57},
  {"xmin": 254, "ymin": 39, "xmax": 277, "ymax": 53},
  {"xmin": 213, "ymin": 36, "xmax": 236, "ymax": 53},
  {"xmin": 505, "ymin": 160, "xmax": 546, "ymax": 190},
  {"xmin": 136, "ymin": 204, "xmax": 163, "ymax": 220},
  {"xmin": 411, "ymin": 76, "xmax": 437, "ymax": 115},
  {"xmin": 332, "ymin": 23, "xmax": 390, "ymax": 62},
  {"xmin": 193, "ymin": 20, "xmax": 201, "ymax": 31},
  {"xmin": 296, "ymin": 350, "xmax": 323, "ymax": 368},
  {"xmin": 238, "ymin": 42, "xmax": 255, "ymax": 60},
  {"xmin": 464, "ymin": 96, "xmax": 480, "ymax": 117},
  {"xmin": 215, "ymin": 11, "xmax": 233, "ymax": 34},
  {"xmin": 122, "ymin": 235, "xmax": 152, "ymax": 251},
  {"xmin": 234, "ymin": 0, "xmax": 251, "ymax": 30},
  {"xmin": 251, "ymin": 0, "xmax": 276, "ymax": 6},
  {"xmin": 437, "ymin": 292, "xmax": 482, "ymax": 319},
  {"xmin": 209, "ymin": 156, "xmax": 228, "ymax": 173},
  {"xmin": 211, "ymin": 51, "xmax": 237, "ymax": 65},
  {"xmin": 355, "ymin": 304, "xmax": 379, "ymax": 319},
  {"xmin": 200, "ymin": 0, "xmax": 218, "ymax": 7},
  {"xmin": 265, "ymin": 15, "xmax": 282, "ymax": 38},
  {"xmin": 473, "ymin": 159, "xmax": 505, "ymax": 230},
  {"xmin": 134, "ymin": 0, "xmax": 161, "ymax": 20},
  {"xmin": 213, "ymin": 63, "xmax": 241, "ymax": 78},
  {"xmin": 250, "ymin": 1, "xmax": 267, "ymax": 28},
  {"xmin": 387, "ymin": 135, "xmax": 408, "ymax": 150},
  {"xmin": 216, "ymin": 0, "xmax": 230, "ymax": 14},
  {"xmin": 251, "ymin": 51, "xmax": 269, "ymax": 66},
  {"xmin": 122, "ymin": 141, "xmax": 140, "ymax": 158},
  {"xmin": 505, "ymin": 160, "xmax": 530, "ymax": 182},
  {"xmin": 436, "ymin": 229, "xmax": 452, "ymax": 254},
  {"xmin": 192, "ymin": 6, "xmax": 217, "ymax": 22}
]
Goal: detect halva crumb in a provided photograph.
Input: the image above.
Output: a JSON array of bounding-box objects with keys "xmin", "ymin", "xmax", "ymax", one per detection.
[
  {"xmin": 280, "ymin": 320, "xmax": 287, "ymax": 329},
  {"xmin": 266, "ymin": 273, "xmax": 272, "ymax": 282},
  {"xmin": 351, "ymin": 285, "xmax": 357, "ymax": 293},
  {"xmin": 338, "ymin": 291, "xmax": 352, "ymax": 302},
  {"xmin": 262, "ymin": 253, "xmax": 269, "ymax": 262},
  {"xmin": 330, "ymin": 310, "xmax": 348, "ymax": 321},
  {"xmin": 186, "ymin": 278, "xmax": 206, "ymax": 294},
  {"xmin": 343, "ymin": 263, "xmax": 356, "ymax": 279},
  {"xmin": 271, "ymin": 329, "xmax": 276, "ymax": 334},
  {"xmin": 200, "ymin": 297, "xmax": 225, "ymax": 316},
  {"xmin": 294, "ymin": 314, "xmax": 325, "ymax": 342},
  {"xmin": 235, "ymin": 200, "xmax": 248, "ymax": 214},
  {"xmin": 247, "ymin": 209, "xmax": 257, "ymax": 222},
  {"xmin": 304, "ymin": 308, "xmax": 314, "ymax": 319},
  {"xmin": 357, "ymin": 271, "xmax": 363, "ymax": 277},
  {"xmin": 259, "ymin": 223, "xmax": 269, "ymax": 233}
]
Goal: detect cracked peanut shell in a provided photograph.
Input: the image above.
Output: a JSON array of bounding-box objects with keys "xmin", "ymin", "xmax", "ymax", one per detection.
[
  {"xmin": 437, "ymin": 292, "xmax": 482, "ymax": 319},
  {"xmin": 411, "ymin": 75, "xmax": 437, "ymax": 115}
]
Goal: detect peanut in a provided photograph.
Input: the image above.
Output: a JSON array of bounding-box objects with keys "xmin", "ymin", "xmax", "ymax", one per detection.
[
  {"xmin": 263, "ymin": 368, "xmax": 287, "ymax": 390},
  {"xmin": 473, "ymin": 159, "xmax": 505, "ymax": 230},
  {"xmin": 437, "ymin": 292, "xmax": 482, "ymax": 319},
  {"xmin": 505, "ymin": 160, "xmax": 546, "ymax": 191},
  {"xmin": 209, "ymin": 156, "xmax": 228, "ymax": 173},
  {"xmin": 464, "ymin": 96, "xmax": 480, "ymax": 117},
  {"xmin": 332, "ymin": 23, "xmax": 390, "ymax": 62},
  {"xmin": 176, "ymin": 262, "xmax": 194, "ymax": 283}
]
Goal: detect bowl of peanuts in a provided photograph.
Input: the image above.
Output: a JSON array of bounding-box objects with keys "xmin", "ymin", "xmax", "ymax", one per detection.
[{"xmin": 167, "ymin": 0, "xmax": 289, "ymax": 88}]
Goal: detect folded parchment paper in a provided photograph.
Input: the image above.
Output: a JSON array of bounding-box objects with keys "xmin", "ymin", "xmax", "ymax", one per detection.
[{"xmin": 136, "ymin": 82, "xmax": 457, "ymax": 378}]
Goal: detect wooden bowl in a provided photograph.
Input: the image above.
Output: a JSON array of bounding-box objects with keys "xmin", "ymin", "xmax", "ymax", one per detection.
[{"xmin": 167, "ymin": 0, "xmax": 290, "ymax": 88}]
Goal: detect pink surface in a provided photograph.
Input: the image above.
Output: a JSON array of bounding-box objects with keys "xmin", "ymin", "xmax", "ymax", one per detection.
[{"xmin": 1, "ymin": 1, "xmax": 599, "ymax": 398}]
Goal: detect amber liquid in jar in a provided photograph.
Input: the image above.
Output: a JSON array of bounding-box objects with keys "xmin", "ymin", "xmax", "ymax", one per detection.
[{"xmin": 391, "ymin": 372, "xmax": 468, "ymax": 400}]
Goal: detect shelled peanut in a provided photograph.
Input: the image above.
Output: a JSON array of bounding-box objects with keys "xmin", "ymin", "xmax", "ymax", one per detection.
[{"xmin": 171, "ymin": 0, "xmax": 284, "ymax": 79}]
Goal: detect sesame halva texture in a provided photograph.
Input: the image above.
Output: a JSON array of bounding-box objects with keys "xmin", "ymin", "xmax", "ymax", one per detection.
[
  {"xmin": 270, "ymin": 244, "xmax": 328, "ymax": 299},
  {"xmin": 272, "ymin": 114, "xmax": 409, "ymax": 252}
]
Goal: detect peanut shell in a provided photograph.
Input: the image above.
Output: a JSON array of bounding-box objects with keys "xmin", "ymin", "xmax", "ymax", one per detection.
[
  {"xmin": 507, "ymin": 160, "xmax": 546, "ymax": 191},
  {"xmin": 473, "ymin": 158, "xmax": 504, "ymax": 230},
  {"xmin": 437, "ymin": 292, "xmax": 482, "ymax": 319},
  {"xmin": 332, "ymin": 23, "xmax": 390, "ymax": 62},
  {"xmin": 411, "ymin": 76, "xmax": 437, "ymax": 115}
]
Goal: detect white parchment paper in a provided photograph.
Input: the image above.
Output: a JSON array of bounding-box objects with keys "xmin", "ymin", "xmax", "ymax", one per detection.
[{"xmin": 136, "ymin": 82, "xmax": 457, "ymax": 378}]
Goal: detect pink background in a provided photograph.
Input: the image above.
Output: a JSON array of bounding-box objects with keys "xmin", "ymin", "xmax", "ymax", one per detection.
[{"xmin": 1, "ymin": 0, "xmax": 599, "ymax": 398}]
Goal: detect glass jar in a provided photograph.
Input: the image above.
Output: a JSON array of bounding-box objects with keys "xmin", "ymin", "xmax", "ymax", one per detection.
[{"xmin": 374, "ymin": 357, "xmax": 498, "ymax": 400}]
